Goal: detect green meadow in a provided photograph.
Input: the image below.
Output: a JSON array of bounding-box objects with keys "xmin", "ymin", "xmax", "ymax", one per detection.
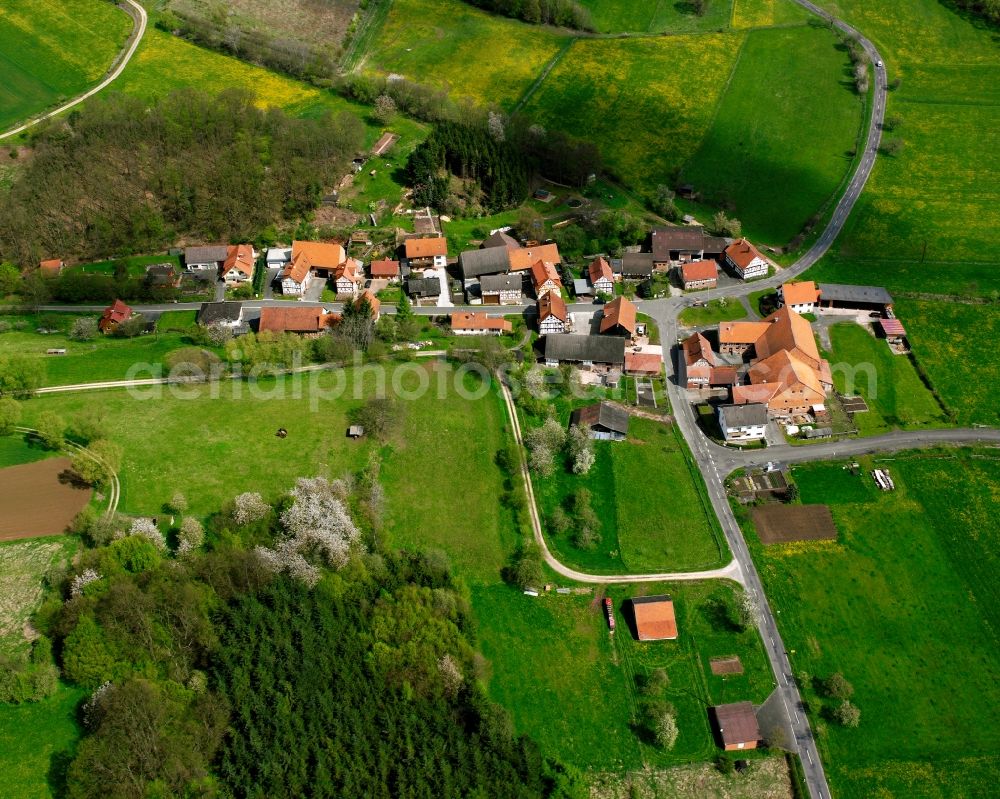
[
  {"xmin": 577, "ymin": 0, "xmax": 734, "ymax": 33},
  {"xmin": 742, "ymin": 451, "xmax": 1000, "ymax": 797},
  {"xmin": 0, "ymin": 0, "xmax": 131, "ymax": 131}
]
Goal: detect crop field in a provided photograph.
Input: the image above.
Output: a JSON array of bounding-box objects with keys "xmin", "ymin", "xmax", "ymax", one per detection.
[
  {"xmin": 822, "ymin": 322, "xmax": 947, "ymax": 433},
  {"xmin": 0, "ymin": 684, "xmax": 87, "ymax": 799},
  {"xmin": 731, "ymin": 0, "xmax": 811, "ymax": 28},
  {"xmin": 473, "ymin": 580, "xmax": 775, "ymax": 771},
  {"xmin": 577, "ymin": 0, "xmax": 734, "ymax": 33},
  {"xmin": 523, "ymin": 34, "xmax": 741, "ymax": 197},
  {"xmin": 805, "ymin": 0, "xmax": 1000, "ymax": 293},
  {"xmin": 680, "ymin": 25, "xmax": 864, "ymax": 245},
  {"xmin": 534, "ymin": 417, "xmax": 728, "ymax": 574},
  {"xmin": 742, "ymin": 451, "xmax": 1000, "ymax": 797},
  {"xmin": 0, "ymin": 0, "xmax": 131, "ymax": 132},
  {"xmin": 893, "ymin": 299, "xmax": 1000, "ymax": 426},
  {"xmin": 364, "ymin": 0, "xmax": 567, "ymax": 108},
  {"xmin": 0, "ymin": 458, "xmax": 92, "ymax": 541}
]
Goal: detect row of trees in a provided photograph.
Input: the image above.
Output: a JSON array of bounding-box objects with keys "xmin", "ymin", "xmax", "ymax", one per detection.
[
  {"xmin": 462, "ymin": 0, "xmax": 594, "ymax": 30},
  {"xmin": 0, "ymin": 89, "xmax": 364, "ymax": 267}
]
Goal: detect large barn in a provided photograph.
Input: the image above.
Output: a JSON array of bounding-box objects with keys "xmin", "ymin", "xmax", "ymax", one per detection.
[{"xmin": 631, "ymin": 595, "xmax": 678, "ymax": 641}]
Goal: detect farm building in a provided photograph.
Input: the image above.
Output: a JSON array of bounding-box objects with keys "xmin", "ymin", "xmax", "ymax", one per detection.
[
  {"xmin": 710, "ymin": 702, "xmax": 761, "ymax": 751},
  {"xmin": 816, "ymin": 283, "xmax": 893, "ymax": 313},
  {"xmin": 266, "ymin": 247, "xmax": 292, "ymax": 270},
  {"xmin": 509, "ymin": 243, "xmax": 561, "ymax": 272},
  {"xmin": 481, "ymin": 274, "xmax": 523, "ymax": 305},
  {"xmin": 481, "ymin": 230, "xmax": 520, "ymax": 250},
  {"xmin": 879, "ymin": 317, "xmax": 906, "ymax": 344},
  {"xmin": 39, "ymin": 258, "xmax": 65, "ymax": 277},
  {"xmin": 624, "ymin": 351, "xmax": 662, "ymax": 376},
  {"xmin": 406, "ymin": 277, "xmax": 440, "ymax": 302},
  {"xmin": 570, "ymin": 401, "xmax": 630, "ymax": 441},
  {"xmin": 145, "ymin": 264, "xmax": 180, "ymax": 288},
  {"xmin": 543, "ymin": 334, "xmax": 625, "ymax": 369},
  {"xmin": 620, "ymin": 252, "xmax": 654, "ymax": 280},
  {"xmin": 718, "ymin": 403, "xmax": 768, "ymax": 442},
  {"xmin": 537, "ymin": 292, "xmax": 568, "ymax": 335},
  {"xmin": 369, "ymin": 258, "xmax": 400, "ymax": 281},
  {"xmin": 778, "ymin": 281, "xmax": 821, "ymax": 314},
  {"xmin": 459, "ymin": 246, "xmax": 511, "ymax": 280},
  {"xmin": 371, "ymin": 131, "xmax": 398, "ymax": 156},
  {"xmin": 681, "ymin": 259, "xmax": 718, "ymax": 290},
  {"xmin": 258, "ymin": 307, "xmax": 333, "ymax": 334},
  {"xmin": 631, "ymin": 595, "xmax": 678, "ymax": 641},
  {"xmin": 98, "ymin": 300, "xmax": 133, "ymax": 333},
  {"xmin": 724, "ymin": 239, "xmax": 769, "ymax": 280},
  {"xmin": 651, "ymin": 226, "xmax": 709, "ymax": 266},
  {"xmin": 599, "ymin": 296, "xmax": 639, "ymax": 338}
]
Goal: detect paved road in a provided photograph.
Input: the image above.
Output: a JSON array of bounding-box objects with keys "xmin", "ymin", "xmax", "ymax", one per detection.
[{"xmin": 0, "ymin": 0, "xmax": 148, "ymax": 141}]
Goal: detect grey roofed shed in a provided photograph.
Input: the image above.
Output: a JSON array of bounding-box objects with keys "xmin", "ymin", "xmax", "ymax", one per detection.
[
  {"xmin": 543, "ymin": 334, "xmax": 625, "ymax": 366},
  {"xmin": 459, "ymin": 247, "xmax": 511, "ymax": 279},
  {"xmin": 651, "ymin": 226, "xmax": 706, "ymax": 259},
  {"xmin": 480, "ymin": 274, "xmax": 522, "ymax": 293},
  {"xmin": 406, "ymin": 277, "xmax": 440, "ymax": 297},
  {"xmin": 621, "ymin": 252, "xmax": 654, "ymax": 277},
  {"xmin": 817, "ymin": 283, "xmax": 894, "ymax": 306},
  {"xmin": 718, "ymin": 403, "xmax": 768, "ymax": 427},
  {"xmin": 184, "ymin": 245, "xmax": 229, "ymax": 264},
  {"xmin": 570, "ymin": 401, "xmax": 630, "ymax": 437},
  {"xmin": 196, "ymin": 301, "xmax": 243, "ymax": 325},
  {"xmin": 573, "ymin": 278, "xmax": 592, "ymax": 296}
]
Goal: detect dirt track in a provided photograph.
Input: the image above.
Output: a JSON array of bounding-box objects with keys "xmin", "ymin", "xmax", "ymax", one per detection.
[{"xmin": 0, "ymin": 458, "xmax": 92, "ymax": 541}]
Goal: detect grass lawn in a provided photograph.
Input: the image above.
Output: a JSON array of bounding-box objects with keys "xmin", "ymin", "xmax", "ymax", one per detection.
[
  {"xmin": 364, "ymin": 0, "xmax": 567, "ymax": 108},
  {"xmin": 523, "ymin": 34, "xmax": 741, "ymax": 200},
  {"xmin": 803, "ymin": 0, "xmax": 1000, "ymax": 293},
  {"xmin": 893, "ymin": 299, "xmax": 1000, "ymax": 426},
  {"xmin": 731, "ymin": 0, "xmax": 812, "ymax": 28},
  {"xmin": 0, "ymin": 684, "xmax": 87, "ymax": 799},
  {"xmin": 154, "ymin": 310, "xmax": 198, "ymax": 332},
  {"xmin": 822, "ymin": 321, "xmax": 947, "ymax": 432},
  {"xmin": 740, "ymin": 450, "xmax": 1000, "ymax": 797},
  {"xmin": 70, "ymin": 253, "xmax": 181, "ymax": 279},
  {"xmin": 680, "ymin": 25, "xmax": 864, "ymax": 245},
  {"xmin": 534, "ymin": 417, "xmax": 728, "ymax": 574},
  {"xmin": 679, "ymin": 298, "xmax": 747, "ymax": 327},
  {"xmin": 473, "ymin": 580, "xmax": 775, "ymax": 771},
  {"xmin": 0, "ymin": 0, "xmax": 131, "ymax": 132},
  {"xmin": 0, "ymin": 435, "xmax": 52, "ymax": 469},
  {"xmin": 0, "ymin": 314, "xmax": 214, "ymax": 387},
  {"xmin": 577, "ymin": 0, "xmax": 734, "ymax": 33}
]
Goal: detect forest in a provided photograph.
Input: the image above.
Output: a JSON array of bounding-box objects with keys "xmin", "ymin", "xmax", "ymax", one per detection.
[
  {"xmin": 10, "ymin": 473, "xmax": 584, "ymax": 799},
  {"xmin": 406, "ymin": 120, "xmax": 601, "ymax": 214},
  {"xmin": 0, "ymin": 89, "xmax": 365, "ymax": 267}
]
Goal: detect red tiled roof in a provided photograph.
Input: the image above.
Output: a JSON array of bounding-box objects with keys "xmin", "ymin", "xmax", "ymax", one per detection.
[
  {"xmin": 39, "ymin": 259, "xmax": 64, "ymax": 276},
  {"xmin": 725, "ymin": 239, "xmax": 766, "ymax": 270},
  {"xmin": 600, "ymin": 296, "xmax": 637, "ymax": 335},
  {"xmin": 509, "ymin": 243, "xmax": 561, "ymax": 271},
  {"xmin": 632, "ymin": 596, "xmax": 677, "ymax": 640},
  {"xmin": 223, "ymin": 244, "xmax": 254, "ymax": 278},
  {"xmin": 538, "ymin": 292, "xmax": 567, "ymax": 322},
  {"xmin": 450, "ymin": 312, "xmax": 512, "ymax": 333},
  {"xmin": 530, "ymin": 260, "xmax": 562, "ymax": 290},
  {"xmin": 880, "ymin": 318, "xmax": 906, "ymax": 336},
  {"xmin": 682, "ymin": 260, "xmax": 718, "ymax": 282},
  {"xmin": 369, "ymin": 258, "xmax": 400, "ymax": 278},
  {"xmin": 781, "ymin": 280, "xmax": 820, "ymax": 305},
  {"xmin": 356, "ymin": 289, "xmax": 380, "ymax": 318},
  {"xmin": 588, "ymin": 256, "xmax": 613, "ymax": 284},
  {"xmin": 625, "ymin": 352, "xmax": 662, "ymax": 375},
  {"xmin": 292, "ymin": 240, "xmax": 345, "ymax": 270},
  {"xmin": 258, "ymin": 307, "xmax": 328, "ymax": 333},
  {"xmin": 405, "ymin": 237, "xmax": 447, "ymax": 259}
]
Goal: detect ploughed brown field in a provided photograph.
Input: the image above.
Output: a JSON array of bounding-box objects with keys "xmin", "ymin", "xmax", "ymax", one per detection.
[
  {"xmin": 751, "ymin": 503, "xmax": 837, "ymax": 545},
  {"xmin": 0, "ymin": 458, "xmax": 91, "ymax": 541},
  {"xmin": 710, "ymin": 656, "xmax": 744, "ymax": 675}
]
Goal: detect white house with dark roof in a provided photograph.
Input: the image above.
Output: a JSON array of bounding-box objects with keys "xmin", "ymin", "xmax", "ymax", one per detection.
[{"xmin": 718, "ymin": 403, "xmax": 768, "ymax": 442}]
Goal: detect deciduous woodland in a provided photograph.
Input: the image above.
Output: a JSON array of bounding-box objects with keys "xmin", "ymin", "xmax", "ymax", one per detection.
[{"xmin": 0, "ymin": 90, "xmax": 364, "ymax": 266}]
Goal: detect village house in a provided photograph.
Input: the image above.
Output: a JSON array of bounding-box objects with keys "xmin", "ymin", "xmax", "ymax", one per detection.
[
  {"xmin": 369, "ymin": 258, "xmax": 400, "ymax": 282},
  {"xmin": 570, "ymin": 402, "xmax": 630, "ymax": 441},
  {"xmin": 39, "ymin": 259, "xmax": 65, "ymax": 278},
  {"xmin": 480, "ymin": 273, "xmax": 523, "ymax": 305},
  {"xmin": 292, "ymin": 240, "xmax": 346, "ymax": 280},
  {"xmin": 184, "ymin": 245, "xmax": 229, "ymax": 273},
  {"xmin": 406, "ymin": 276, "xmax": 440, "ymax": 303},
  {"xmin": 450, "ymin": 312, "xmax": 512, "ymax": 336},
  {"xmin": 588, "ymin": 256, "xmax": 615, "ymax": 295},
  {"xmin": 333, "ymin": 259, "xmax": 364, "ymax": 298},
  {"xmin": 98, "ymin": 300, "xmax": 133, "ymax": 333},
  {"xmin": 258, "ymin": 306, "xmax": 333, "ymax": 334},
  {"xmin": 404, "ymin": 236, "xmax": 448, "ymax": 269},
  {"xmin": 509, "ymin": 243, "xmax": 561, "ymax": 273},
  {"xmin": 355, "ymin": 289, "xmax": 381, "ymax": 321},
  {"xmin": 280, "ymin": 251, "xmax": 314, "ymax": 296},
  {"xmin": 682, "ymin": 332, "xmax": 722, "ymax": 388},
  {"xmin": 724, "ymin": 239, "xmax": 769, "ymax": 280},
  {"xmin": 717, "ymin": 403, "xmax": 768, "ymax": 442},
  {"xmin": 599, "ymin": 296, "xmax": 638, "ymax": 338},
  {"xmin": 543, "ymin": 334, "xmax": 625, "ymax": 370},
  {"xmin": 624, "ymin": 351, "xmax": 662, "ymax": 377},
  {"xmin": 710, "ymin": 702, "xmax": 761, "ymax": 751},
  {"xmin": 197, "ymin": 301, "xmax": 243, "ymax": 329},
  {"xmin": 265, "ymin": 247, "xmax": 291, "ymax": 271},
  {"xmin": 221, "ymin": 244, "xmax": 255, "ymax": 285},
  {"xmin": 778, "ymin": 281, "xmax": 821, "ymax": 314},
  {"xmin": 530, "ymin": 260, "xmax": 562, "ymax": 298},
  {"xmin": 631, "ymin": 596, "xmax": 678, "ymax": 640},
  {"xmin": 681, "ymin": 259, "xmax": 718, "ymax": 290},
  {"xmin": 537, "ymin": 292, "xmax": 568, "ymax": 335}
]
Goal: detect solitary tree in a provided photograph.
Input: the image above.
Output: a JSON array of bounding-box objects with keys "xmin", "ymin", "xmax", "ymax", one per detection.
[
  {"xmin": 167, "ymin": 492, "xmax": 188, "ymax": 515},
  {"xmin": 824, "ymin": 672, "xmax": 854, "ymax": 700},
  {"xmin": 70, "ymin": 317, "xmax": 98, "ymax": 341},
  {"xmin": 373, "ymin": 94, "xmax": 397, "ymax": 124},
  {"xmin": 833, "ymin": 700, "xmax": 861, "ymax": 728},
  {"xmin": 648, "ymin": 704, "xmax": 679, "ymax": 750}
]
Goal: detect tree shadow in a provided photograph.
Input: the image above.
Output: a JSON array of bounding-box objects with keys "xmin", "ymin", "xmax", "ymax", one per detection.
[{"xmin": 47, "ymin": 749, "xmax": 74, "ymax": 799}]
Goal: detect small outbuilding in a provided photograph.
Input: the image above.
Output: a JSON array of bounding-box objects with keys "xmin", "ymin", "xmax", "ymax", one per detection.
[
  {"xmin": 631, "ymin": 595, "xmax": 677, "ymax": 641},
  {"xmin": 570, "ymin": 402, "xmax": 630, "ymax": 441},
  {"xmin": 710, "ymin": 702, "xmax": 761, "ymax": 751},
  {"xmin": 347, "ymin": 425, "xmax": 365, "ymax": 438}
]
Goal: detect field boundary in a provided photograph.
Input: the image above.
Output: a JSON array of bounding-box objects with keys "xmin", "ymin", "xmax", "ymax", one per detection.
[
  {"xmin": 0, "ymin": 0, "xmax": 147, "ymax": 141},
  {"xmin": 511, "ymin": 38, "xmax": 575, "ymax": 114}
]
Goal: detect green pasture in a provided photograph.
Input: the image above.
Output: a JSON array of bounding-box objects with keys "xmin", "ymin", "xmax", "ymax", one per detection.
[
  {"xmin": 731, "ymin": 0, "xmax": 812, "ymax": 28},
  {"xmin": 473, "ymin": 580, "xmax": 775, "ymax": 771},
  {"xmin": 577, "ymin": 0, "xmax": 734, "ymax": 33},
  {"xmin": 743, "ymin": 450, "xmax": 1000, "ymax": 797},
  {"xmin": 822, "ymin": 321, "xmax": 946, "ymax": 432},
  {"xmin": 681, "ymin": 25, "xmax": 864, "ymax": 245},
  {"xmin": 0, "ymin": 0, "xmax": 131, "ymax": 132},
  {"xmin": 679, "ymin": 298, "xmax": 747, "ymax": 327},
  {"xmin": 894, "ymin": 298, "xmax": 1000, "ymax": 426},
  {"xmin": 71, "ymin": 253, "xmax": 181, "ymax": 278}
]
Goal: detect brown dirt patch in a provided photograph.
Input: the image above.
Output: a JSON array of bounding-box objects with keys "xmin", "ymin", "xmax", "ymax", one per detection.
[
  {"xmin": 751, "ymin": 504, "xmax": 837, "ymax": 545},
  {"xmin": 710, "ymin": 656, "xmax": 744, "ymax": 675},
  {"xmin": 0, "ymin": 458, "xmax": 92, "ymax": 541}
]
